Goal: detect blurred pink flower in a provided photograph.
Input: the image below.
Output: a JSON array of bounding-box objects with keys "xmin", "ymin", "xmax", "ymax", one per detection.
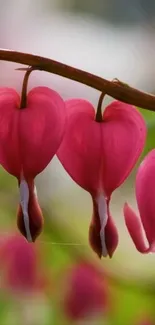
[
  {"xmin": 124, "ymin": 149, "xmax": 155, "ymax": 253},
  {"xmin": 137, "ymin": 319, "xmax": 154, "ymax": 325},
  {"xmin": 136, "ymin": 316, "xmax": 154, "ymax": 325},
  {"xmin": 0, "ymin": 232, "xmax": 48, "ymax": 296},
  {"xmin": 63, "ymin": 260, "xmax": 109, "ymax": 321}
]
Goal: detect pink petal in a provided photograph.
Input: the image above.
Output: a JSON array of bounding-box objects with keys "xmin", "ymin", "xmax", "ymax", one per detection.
[
  {"xmin": 124, "ymin": 203, "xmax": 150, "ymax": 253},
  {"xmin": 57, "ymin": 99, "xmax": 102, "ymax": 194},
  {"xmin": 135, "ymin": 150, "xmax": 155, "ymax": 248},
  {"xmin": 105, "ymin": 213, "xmax": 119, "ymax": 258},
  {"xmin": 89, "ymin": 195, "xmax": 108, "ymax": 258},
  {"xmin": 0, "ymin": 87, "xmax": 65, "ymax": 178},
  {"xmin": 0, "ymin": 88, "xmax": 21, "ymax": 177},
  {"xmin": 58, "ymin": 100, "xmax": 146, "ymax": 197},
  {"xmin": 101, "ymin": 101, "xmax": 147, "ymax": 197},
  {"xmin": 20, "ymin": 87, "xmax": 66, "ymax": 178}
]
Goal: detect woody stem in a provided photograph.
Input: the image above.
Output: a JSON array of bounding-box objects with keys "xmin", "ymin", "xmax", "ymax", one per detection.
[{"xmin": 0, "ymin": 48, "xmax": 155, "ymax": 111}]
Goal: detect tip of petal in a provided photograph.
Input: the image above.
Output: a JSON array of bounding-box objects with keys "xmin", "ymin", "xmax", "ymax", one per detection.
[
  {"xmin": 89, "ymin": 223, "xmax": 103, "ymax": 259},
  {"xmin": 105, "ymin": 219, "xmax": 119, "ymax": 258},
  {"xmin": 123, "ymin": 203, "xmax": 150, "ymax": 253}
]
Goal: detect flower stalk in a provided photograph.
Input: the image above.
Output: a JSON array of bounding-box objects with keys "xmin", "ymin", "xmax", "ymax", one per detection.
[
  {"xmin": 20, "ymin": 67, "xmax": 34, "ymax": 109},
  {"xmin": 95, "ymin": 92, "xmax": 105, "ymax": 122}
]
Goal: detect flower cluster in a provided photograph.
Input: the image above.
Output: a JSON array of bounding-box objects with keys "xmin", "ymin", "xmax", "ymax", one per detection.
[{"xmin": 1, "ymin": 69, "xmax": 155, "ymax": 259}]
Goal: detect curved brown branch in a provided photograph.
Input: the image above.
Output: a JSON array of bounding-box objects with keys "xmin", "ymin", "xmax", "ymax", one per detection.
[{"xmin": 0, "ymin": 48, "xmax": 155, "ymax": 111}]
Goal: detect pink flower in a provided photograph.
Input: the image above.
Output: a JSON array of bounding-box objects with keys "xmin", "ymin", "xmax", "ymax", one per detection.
[
  {"xmin": 0, "ymin": 232, "xmax": 48, "ymax": 295},
  {"xmin": 124, "ymin": 149, "xmax": 155, "ymax": 253},
  {"xmin": 63, "ymin": 261, "xmax": 108, "ymax": 321},
  {"xmin": 0, "ymin": 87, "xmax": 65, "ymax": 241},
  {"xmin": 57, "ymin": 99, "xmax": 146, "ymax": 257}
]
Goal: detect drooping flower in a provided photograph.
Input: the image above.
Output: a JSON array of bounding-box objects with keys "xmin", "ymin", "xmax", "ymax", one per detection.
[
  {"xmin": 63, "ymin": 261, "xmax": 108, "ymax": 321},
  {"xmin": 0, "ymin": 87, "xmax": 65, "ymax": 241},
  {"xmin": 57, "ymin": 99, "xmax": 146, "ymax": 257},
  {"xmin": 124, "ymin": 149, "xmax": 155, "ymax": 253},
  {"xmin": 0, "ymin": 232, "xmax": 48, "ymax": 295}
]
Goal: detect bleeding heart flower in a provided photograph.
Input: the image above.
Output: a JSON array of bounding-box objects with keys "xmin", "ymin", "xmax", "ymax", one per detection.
[
  {"xmin": 57, "ymin": 99, "xmax": 146, "ymax": 257},
  {"xmin": 0, "ymin": 87, "xmax": 65, "ymax": 241},
  {"xmin": 0, "ymin": 232, "xmax": 48, "ymax": 295},
  {"xmin": 124, "ymin": 149, "xmax": 155, "ymax": 253},
  {"xmin": 63, "ymin": 261, "xmax": 108, "ymax": 321}
]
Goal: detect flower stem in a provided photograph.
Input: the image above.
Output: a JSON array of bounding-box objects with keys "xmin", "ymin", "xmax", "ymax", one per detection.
[
  {"xmin": 95, "ymin": 92, "xmax": 105, "ymax": 122},
  {"xmin": 20, "ymin": 67, "xmax": 34, "ymax": 109},
  {"xmin": 0, "ymin": 48, "xmax": 155, "ymax": 111}
]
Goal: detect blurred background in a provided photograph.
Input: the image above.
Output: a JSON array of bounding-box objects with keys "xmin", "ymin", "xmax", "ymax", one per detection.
[{"xmin": 0, "ymin": 0, "xmax": 155, "ymax": 324}]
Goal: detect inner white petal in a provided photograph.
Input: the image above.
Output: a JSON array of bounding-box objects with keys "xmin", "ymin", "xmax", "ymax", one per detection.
[
  {"xmin": 19, "ymin": 180, "xmax": 32, "ymax": 242},
  {"xmin": 96, "ymin": 193, "xmax": 108, "ymax": 257},
  {"xmin": 34, "ymin": 185, "xmax": 38, "ymax": 198}
]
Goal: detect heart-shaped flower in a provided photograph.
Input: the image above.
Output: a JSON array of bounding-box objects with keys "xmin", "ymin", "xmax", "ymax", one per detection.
[
  {"xmin": 58, "ymin": 99, "xmax": 146, "ymax": 257},
  {"xmin": 0, "ymin": 86, "xmax": 66, "ymax": 241}
]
